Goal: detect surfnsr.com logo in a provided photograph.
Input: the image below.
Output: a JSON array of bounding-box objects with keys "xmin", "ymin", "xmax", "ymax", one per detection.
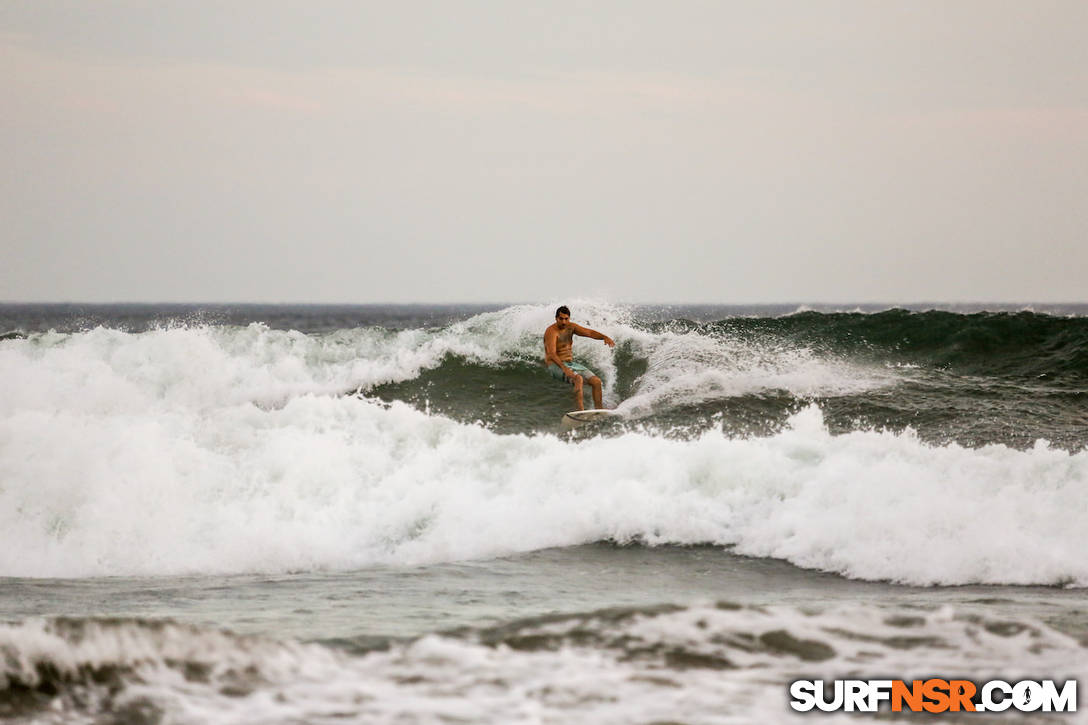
[{"xmin": 789, "ymin": 679, "xmax": 1077, "ymax": 713}]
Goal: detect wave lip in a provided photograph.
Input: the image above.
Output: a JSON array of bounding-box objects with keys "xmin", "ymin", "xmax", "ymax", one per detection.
[{"xmin": 616, "ymin": 328, "xmax": 892, "ymax": 416}]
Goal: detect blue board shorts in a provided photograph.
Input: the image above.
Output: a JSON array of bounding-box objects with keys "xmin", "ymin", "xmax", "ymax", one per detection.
[{"xmin": 548, "ymin": 361, "xmax": 597, "ymax": 384}]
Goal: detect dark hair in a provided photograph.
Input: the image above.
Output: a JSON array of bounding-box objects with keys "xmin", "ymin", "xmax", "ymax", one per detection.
[{"xmin": 556, "ymin": 305, "xmax": 571, "ymax": 318}]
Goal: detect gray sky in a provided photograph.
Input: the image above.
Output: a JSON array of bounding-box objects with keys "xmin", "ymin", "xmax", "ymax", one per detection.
[{"xmin": 3, "ymin": 1, "xmax": 1086, "ymax": 304}]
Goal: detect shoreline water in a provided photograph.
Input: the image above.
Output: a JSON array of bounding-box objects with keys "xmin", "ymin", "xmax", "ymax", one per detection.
[
  {"xmin": 1, "ymin": 547, "xmax": 1084, "ymax": 724},
  {"xmin": 3, "ymin": 545, "xmax": 1085, "ymax": 643}
]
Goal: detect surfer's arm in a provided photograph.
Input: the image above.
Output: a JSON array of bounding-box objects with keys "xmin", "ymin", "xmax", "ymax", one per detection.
[{"xmin": 570, "ymin": 323, "xmax": 615, "ymax": 348}]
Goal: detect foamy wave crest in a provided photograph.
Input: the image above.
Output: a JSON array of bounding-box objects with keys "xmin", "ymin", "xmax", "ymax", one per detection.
[
  {"xmin": 0, "ymin": 301, "xmax": 889, "ymax": 417},
  {"xmin": 616, "ymin": 327, "xmax": 889, "ymax": 416},
  {"xmin": 0, "ymin": 320, "xmax": 511, "ymax": 414},
  {"xmin": 0, "ymin": 302, "xmax": 634, "ymax": 407}
]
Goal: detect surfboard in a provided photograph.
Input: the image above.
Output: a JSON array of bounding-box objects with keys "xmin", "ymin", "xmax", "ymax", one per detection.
[{"xmin": 560, "ymin": 409, "xmax": 617, "ymax": 431}]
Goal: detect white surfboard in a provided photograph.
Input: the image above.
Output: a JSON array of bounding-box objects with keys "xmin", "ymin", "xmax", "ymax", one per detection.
[{"xmin": 560, "ymin": 409, "xmax": 617, "ymax": 431}]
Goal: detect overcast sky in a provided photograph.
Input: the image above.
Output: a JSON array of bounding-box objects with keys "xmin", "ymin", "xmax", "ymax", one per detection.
[{"xmin": 3, "ymin": 1, "xmax": 1086, "ymax": 304}]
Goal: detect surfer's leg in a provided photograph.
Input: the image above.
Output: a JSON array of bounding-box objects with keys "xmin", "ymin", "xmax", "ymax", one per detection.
[
  {"xmin": 587, "ymin": 375, "xmax": 603, "ymax": 409},
  {"xmin": 571, "ymin": 374, "xmax": 585, "ymax": 410}
]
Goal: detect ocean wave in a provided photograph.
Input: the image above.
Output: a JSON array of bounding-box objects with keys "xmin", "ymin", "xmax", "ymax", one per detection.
[
  {"xmin": 716, "ymin": 309, "xmax": 1088, "ymax": 382},
  {"xmin": 1, "ymin": 304, "xmax": 1084, "ymax": 584},
  {"xmin": 0, "ymin": 301, "xmax": 891, "ymax": 416},
  {"xmin": 1, "ymin": 363, "xmax": 1085, "ymax": 584}
]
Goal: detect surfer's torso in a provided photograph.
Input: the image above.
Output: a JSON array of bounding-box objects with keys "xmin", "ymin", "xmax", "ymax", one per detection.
[{"xmin": 546, "ymin": 324, "xmax": 575, "ymax": 364}]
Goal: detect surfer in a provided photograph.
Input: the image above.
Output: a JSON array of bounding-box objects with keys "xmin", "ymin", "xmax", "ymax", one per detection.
[{"xmin": 544, "ymin": 306, "xmax": 615, "ymax": 411}]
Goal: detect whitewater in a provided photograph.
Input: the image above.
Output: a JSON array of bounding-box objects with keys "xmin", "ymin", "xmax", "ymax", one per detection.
[{"xmin": 1, "ymin": 303, "xmax": 1085, "ymax": 586}]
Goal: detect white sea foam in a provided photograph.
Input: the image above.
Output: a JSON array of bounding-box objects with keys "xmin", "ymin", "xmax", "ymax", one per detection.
[
  {"xmin": 615, "ymin": 326, "xmax": 890, "ymax": 415},
  {"xmin": 0, "ymin": 307, "xmax": 1083, "ymax": 585},
  {"xmin": 2, "ymin": 604, "xmax": 1084, "ymax": 725}
]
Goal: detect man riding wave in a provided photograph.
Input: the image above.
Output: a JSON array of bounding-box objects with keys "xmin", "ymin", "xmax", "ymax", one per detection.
[{"xmin": 544, "ymin": 305, "xmax": 615, "ymax": 411}]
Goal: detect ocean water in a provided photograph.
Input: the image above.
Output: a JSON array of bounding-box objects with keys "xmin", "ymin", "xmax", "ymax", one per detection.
[{"xmin": 1, "ymin": 301, "xmax": 1086, "ymax": 724}]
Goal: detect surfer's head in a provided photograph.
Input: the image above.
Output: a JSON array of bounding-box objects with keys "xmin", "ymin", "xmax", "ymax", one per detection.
[{"xmin": 555, "ymin": 306, "xmax": 571, "ymax": 329}]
